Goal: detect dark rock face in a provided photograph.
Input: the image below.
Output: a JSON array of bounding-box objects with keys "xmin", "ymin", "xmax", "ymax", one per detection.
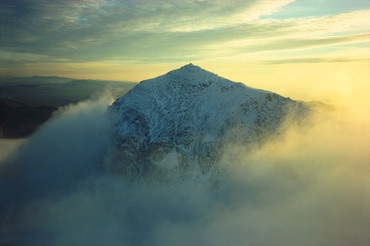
[{"xmin": 109, "ymin": 64, "xmax": 310, "ymax": 180}]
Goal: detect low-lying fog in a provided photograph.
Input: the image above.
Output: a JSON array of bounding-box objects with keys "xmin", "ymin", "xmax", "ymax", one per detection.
[{"xmin": 0, "ymin": 96, "xmax": 369, "ymax": 246}]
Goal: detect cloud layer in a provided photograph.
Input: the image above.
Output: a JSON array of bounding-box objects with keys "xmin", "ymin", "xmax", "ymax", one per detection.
[
  {"xmin": 1, "ymin": 0, "xmax": 369, "ymax": 68},
  {"xmin": 0, "ymin": 96, "xmax": 369, "ymax": 246}
]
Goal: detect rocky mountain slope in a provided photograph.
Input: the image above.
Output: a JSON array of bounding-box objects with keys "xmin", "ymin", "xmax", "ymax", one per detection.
[{"xmin": 109, "ymin": 64, "xmax": 310, "ymax": 181}]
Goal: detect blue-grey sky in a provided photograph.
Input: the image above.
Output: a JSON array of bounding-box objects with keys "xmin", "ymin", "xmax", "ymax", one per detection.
[{"xmin": 0, "ymin": 0, "xmax": 369, "ymax": 101}]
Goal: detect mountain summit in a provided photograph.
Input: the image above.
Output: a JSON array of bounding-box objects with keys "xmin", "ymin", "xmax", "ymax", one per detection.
[
  {"xmin": 165, "ymin": 63, "xmax": 222, "ymax": 82},
  {"xmin": 109, "ymin": 64, "xmax": 310, "ymax": 181}
]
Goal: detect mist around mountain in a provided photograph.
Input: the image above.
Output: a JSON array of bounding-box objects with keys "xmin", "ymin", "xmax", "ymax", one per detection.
[
  {"xmin": 109, "ymin": 64, "xmax": 310, "ymax": 183},
  {"xmin": 0, "ymin": 66, "xmax": 369, "ymax": 246},
  {"xmin": 0, "ymin": 76, "xmax": 136, "ymax": 138}
]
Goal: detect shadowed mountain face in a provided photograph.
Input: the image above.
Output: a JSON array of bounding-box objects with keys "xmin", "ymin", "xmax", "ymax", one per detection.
[
  {"xmin": 0, "ymin": 77, "xmax": 136, "ymax": 138},
  {"xmin": 109, "ymin": 64, "xmax": 310, "ymax": 181}
]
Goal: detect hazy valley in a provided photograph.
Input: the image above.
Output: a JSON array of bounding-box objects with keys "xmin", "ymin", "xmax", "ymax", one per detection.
[{"xmin": 0, "ymin": 76, "xmax": 136, "ymax": 138}]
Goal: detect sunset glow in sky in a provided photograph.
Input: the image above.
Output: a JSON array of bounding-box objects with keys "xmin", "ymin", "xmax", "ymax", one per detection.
[
  {"xmin": 1, "ymin": 2, "xmax": 370, "ymax": 245},
  {"xmin": 1, "ymin": 0, "xmax": 369, "ymax": 104}
]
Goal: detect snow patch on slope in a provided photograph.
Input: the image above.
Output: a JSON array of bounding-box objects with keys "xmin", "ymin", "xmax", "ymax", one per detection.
[{"xmin": 109, "ymin": 64, "xmax": 310, "ymax": 181}]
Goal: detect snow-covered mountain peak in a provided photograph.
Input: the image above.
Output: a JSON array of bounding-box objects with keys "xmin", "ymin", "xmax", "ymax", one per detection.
[
  {"xmin": 158, "ymin": 63, "xmax": 223, "ymax": 86},
  {"xmin": 169, "ymin": 63, "xmax": 210, "ymax": 77},
  {"xmin": 177, "ymin": 63, "xmax": 200, "ymax": 70},
  {"xmin": 109, "ymin": 65, "xmax": 311, "ymax": 182}
]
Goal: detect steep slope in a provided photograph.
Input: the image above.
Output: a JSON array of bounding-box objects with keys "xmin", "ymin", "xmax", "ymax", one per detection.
[{"xmin": 109, "ymin": 64, "xmax": 310, "ymax": 180}]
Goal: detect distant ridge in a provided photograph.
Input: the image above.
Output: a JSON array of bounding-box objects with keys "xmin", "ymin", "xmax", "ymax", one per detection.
[{"xmin": 0, "ymin": 76, "xmax": 137, "ymax": 138}]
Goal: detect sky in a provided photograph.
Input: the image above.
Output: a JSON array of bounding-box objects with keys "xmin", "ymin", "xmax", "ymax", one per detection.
[
  {"xmin": 1, "ymin": 2, "xmax": 370, "ymax": 244},
  {"xmin": 0, "ymin": 0, "xmax": 369, "ymax": 104}
]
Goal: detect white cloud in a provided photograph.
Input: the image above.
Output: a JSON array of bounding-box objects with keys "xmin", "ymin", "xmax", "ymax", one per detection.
[
  {"xmin": 0, "ymin": 139, "xmax": 26, "ymax": 163},
  {"xmin": 272, "ymin": 9, "xmax": 370, "ymax": 36},
  {"xmin": 0, "ymin": 94, "xmax": 369, "ymax": 245},
  {"xmin": 199, "ymin": 9, "xmax": 370, "ymax": 59},
  {"xmin": 1, "ymin": 0, "xmax": 296, "ymax": 58},
  {"xmin": 0, "ymin": 0, "xmax": 369, "ymax": 66}
]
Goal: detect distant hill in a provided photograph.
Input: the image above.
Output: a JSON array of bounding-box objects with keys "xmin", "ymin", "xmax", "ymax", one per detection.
[{"xmin": 0, "ymin": 76, "xmax": 137, "ymax": 138}]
